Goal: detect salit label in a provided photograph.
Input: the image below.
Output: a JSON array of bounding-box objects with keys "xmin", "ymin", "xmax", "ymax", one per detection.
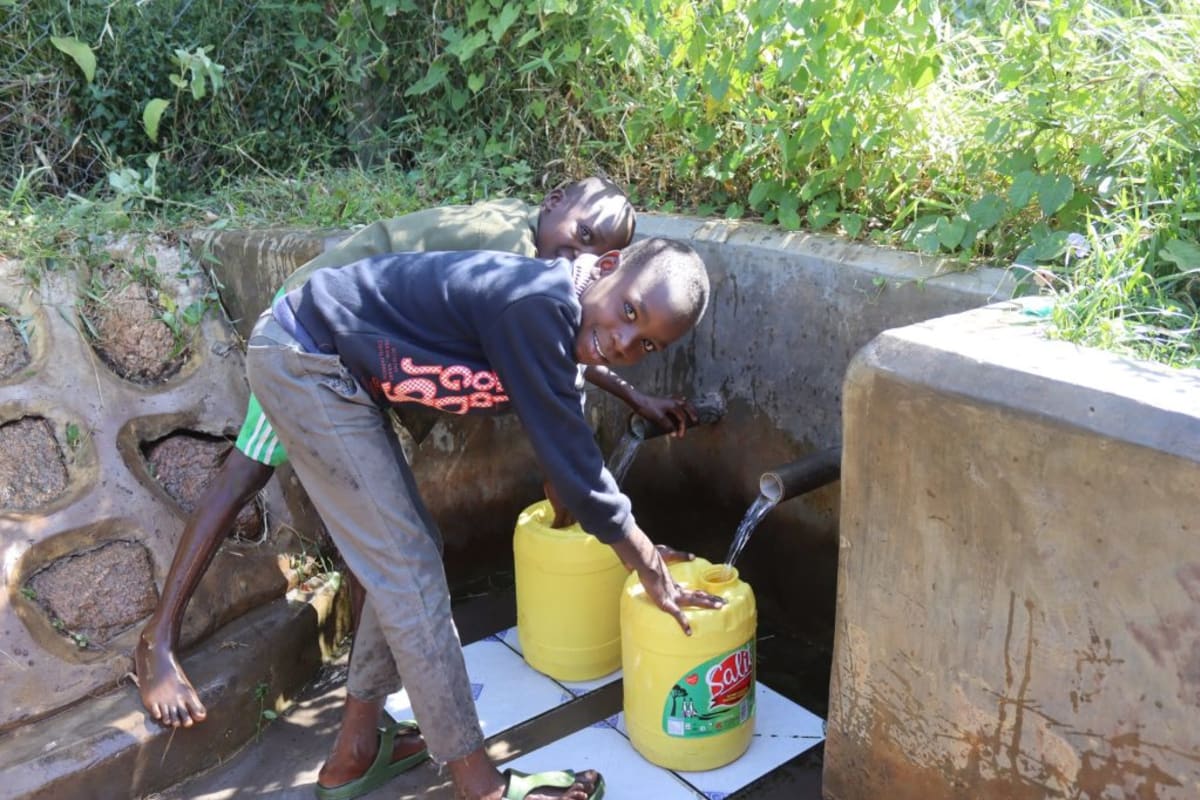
[{"xmin": 661, "ymin": 640, "xmax": 755, "ymax": 738}]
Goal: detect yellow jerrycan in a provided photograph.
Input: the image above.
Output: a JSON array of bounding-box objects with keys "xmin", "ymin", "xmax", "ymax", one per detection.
[
  {"xmin": 621, "ymin": 558, "xmax": 756, "ymax": 770},
  {"xmin": 513, "ymin": 499, "xmax": 629, "ymax": 681}
]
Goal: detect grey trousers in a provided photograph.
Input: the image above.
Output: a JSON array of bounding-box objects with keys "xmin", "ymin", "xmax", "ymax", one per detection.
[{"xmin": 245, "ymin": 311, "xmax": 483, "ymax": 763}]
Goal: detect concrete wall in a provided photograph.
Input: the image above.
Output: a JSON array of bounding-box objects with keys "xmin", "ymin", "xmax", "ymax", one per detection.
[{"xmin": 826, "ymin": 300, "xmax": 1200, "ymax": 798}]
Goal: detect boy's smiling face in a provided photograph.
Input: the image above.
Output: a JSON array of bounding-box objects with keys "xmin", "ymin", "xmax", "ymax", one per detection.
[
  {"xmin": 573, "ymin": 251, "xmax": 694, "ymax": 368},
  {"xmin": 536, "ymin": 182, "xmax": 634, "ymax": 262}
]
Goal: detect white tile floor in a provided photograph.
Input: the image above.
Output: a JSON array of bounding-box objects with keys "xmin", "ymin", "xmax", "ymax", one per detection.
[{"xmin": 385, "ymin": 627, "xmax": 824, "ymax": 800}]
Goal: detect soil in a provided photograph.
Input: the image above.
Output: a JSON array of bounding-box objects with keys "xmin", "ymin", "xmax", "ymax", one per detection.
[
  {"xmin": 26, "ymin": 539, "xmax": 158, "ymax": 646},
  {"xmin": 143, "ymin": 432, "xmax": 264, "ymax": 541},
  {"xmin": 0, "ymin": 315, "xmax": 30, "ymax": 380},
  {"xmin": 80, "ymin": 269, "xmax": 189, "ymax": 384},
  {"xmin": 0, "ymin": 416, "xmax": 69, "ymax": 511}
]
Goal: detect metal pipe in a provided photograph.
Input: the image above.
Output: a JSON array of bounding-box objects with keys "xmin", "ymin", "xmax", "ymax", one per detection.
[
  {"xmin": 758, "ymin": 446, "xmax": 842, "ymax": 504},
  {"xmin": 627, "ymin": 391, "xmax": 727, "ymax": 440}
]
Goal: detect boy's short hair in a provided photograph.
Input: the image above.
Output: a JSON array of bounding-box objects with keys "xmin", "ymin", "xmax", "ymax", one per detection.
[
  {"xmin": 621, "ymin": 237, "xmax": 711, "ymax": 326},
  {"xmin": 563, "ymin": 176, "xmax": 637, "ymax": 246}
]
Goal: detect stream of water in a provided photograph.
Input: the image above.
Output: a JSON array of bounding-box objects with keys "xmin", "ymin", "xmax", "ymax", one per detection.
[
  {"xmin": 724, "ymin": 492, "xmax": 780, "ymax": 568},
  {"xmin": 606, "ymin": 427, "xmax": 781, "ymax": 569},
  {"xmin": 605, "ymin": 430, "xmax": 643, "ymax": 486}
]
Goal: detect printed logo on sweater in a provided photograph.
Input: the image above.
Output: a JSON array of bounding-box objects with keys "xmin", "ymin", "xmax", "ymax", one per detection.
[{"xmin": 377, "ymin": 354, "xmax": 509, "ymax": 414}]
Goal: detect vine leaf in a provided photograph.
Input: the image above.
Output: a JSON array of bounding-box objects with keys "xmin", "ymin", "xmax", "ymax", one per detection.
[
  {"xmin": 51, "ymin": 36, "xmax": 96, "ymax": 84},
  {"xmin": 143, "ymin": 99, "xmax": 170, "ymax": 143}
]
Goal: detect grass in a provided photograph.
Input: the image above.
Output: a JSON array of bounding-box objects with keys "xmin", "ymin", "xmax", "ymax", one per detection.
[
  {"xmin": 4, "ymin": 2, "xmax": 1198, "ymax": 371},
  {"xmin": 1045, "ymin": 203, "xmax": 1200, "ymax": 369},
  {"xmin": 5, "ymin": 157, "xmax": 1199, "ymax": 373}
]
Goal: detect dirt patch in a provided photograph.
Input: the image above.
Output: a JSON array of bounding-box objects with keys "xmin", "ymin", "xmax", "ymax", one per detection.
[
  {"xmin": 25, "ymin": 540, "xmax": 158, "ymax": 647},
  {"xmin": 0, "ymin": 311, "xmax": 31, "ymax": 380},
  {"xmin": 80, "ymin": 268, "xmax": 189, "ymax": 384},
  {"xmin": 0, "ymin": 416, "xmax": 68, "ymax": 511},
  {"xmin": 143, "ymin": 432, "xmax": 264, "ymax": 541}
]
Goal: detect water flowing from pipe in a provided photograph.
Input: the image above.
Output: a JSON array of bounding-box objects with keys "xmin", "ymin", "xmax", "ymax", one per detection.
[
  {"xmin": 605, "ymin": 430, "xmax": 644, "ymax": 487},
  {"xmin": 724, "ymin": 492, "xmax": 780, "ymax": 568}
]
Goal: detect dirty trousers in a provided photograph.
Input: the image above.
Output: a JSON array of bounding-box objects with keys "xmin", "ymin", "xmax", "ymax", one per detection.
[{"xmin": 245, "ymin": 312, "xmax": 484, "ymax": 763}]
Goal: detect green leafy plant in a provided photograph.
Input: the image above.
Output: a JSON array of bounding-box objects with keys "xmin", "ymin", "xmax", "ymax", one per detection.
[
  {"xmin": 1045, "ymin": 198, "xmax": 1200, "ymax": 369},
  {"xmin": 4, "ymin": 0, "xmax": 1198, "ymax": 366},
  {"xmin": 254, "ymin": 680, "xmax": 277, "ymax": 739},
  {"xmin": 157, "ymin": 294, "xmax": 207, "ymax": 356}
]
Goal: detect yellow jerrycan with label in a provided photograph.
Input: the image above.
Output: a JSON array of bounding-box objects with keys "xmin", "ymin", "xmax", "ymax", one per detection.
[
  {"xmin": 621, "ymin": 558, "xmax": 756, "ymax": 770},
  {"xmin": 513, "ymin": 499, "xmax": 629, "ymax": 681}
]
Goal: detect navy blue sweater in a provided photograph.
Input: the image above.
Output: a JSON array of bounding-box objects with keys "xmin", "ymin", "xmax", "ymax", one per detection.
[{"xmin": 281, "ymin": 250, "xmax": 634, "ymax": 544}]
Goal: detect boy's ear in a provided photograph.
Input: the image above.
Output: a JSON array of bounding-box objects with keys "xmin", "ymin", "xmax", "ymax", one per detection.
[
  {"xmin": 542, "ymin": 188, "xmax": 565, "ymax": 211},
  {"xmin": 596, "ymin": 250, "xmax": 621, "ymax": 275}
]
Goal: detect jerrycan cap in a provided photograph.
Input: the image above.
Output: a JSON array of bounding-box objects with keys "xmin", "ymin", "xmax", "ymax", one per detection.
[{"xmin": 700, "ymin": 564, "xmax": 738, "ymax": 595}]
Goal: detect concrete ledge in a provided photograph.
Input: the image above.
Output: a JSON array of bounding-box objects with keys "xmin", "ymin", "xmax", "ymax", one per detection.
[
  {"xmin": 826, "ymin": 300, "xmax": 1200, "ymax": 799},
  {"xmin": 0, "ymin": 580, "xmax": 349, "ymax": 800}
]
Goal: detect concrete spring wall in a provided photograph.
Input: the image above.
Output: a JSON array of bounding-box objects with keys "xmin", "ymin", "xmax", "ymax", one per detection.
[{"xmin": 827, "ymin": 301, "xmax": 1200, "ymax": 799}]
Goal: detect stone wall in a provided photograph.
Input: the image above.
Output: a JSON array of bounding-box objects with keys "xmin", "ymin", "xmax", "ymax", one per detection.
[{"xmin": 0, "ymin": 240, "xmax": 346, "ymax": 798}]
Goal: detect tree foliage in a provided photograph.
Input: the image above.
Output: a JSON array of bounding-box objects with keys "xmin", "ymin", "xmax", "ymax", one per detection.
[{"xmin": 3, "ymin": 0, "xmax": 1198, "ymax": 362}]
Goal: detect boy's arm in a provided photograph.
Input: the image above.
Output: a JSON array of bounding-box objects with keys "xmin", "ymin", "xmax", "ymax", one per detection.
[
  {"xmin": 583, "ymin": 365, "xmax": 697, "ymax": 437},
  {"xmin": 485, "ymin": 297, "xmax": 633, "ymax": 539},
  {"xmin": 543, "ymin": 472, "xmax": 720, "ymax": 633},
  {"xmin": 484, "ymin": 297, "xmax": 722, "ymax": 632},
  {"xmin": 543, "ymin": 474, "xmax": 697, "ymax": 563},
  {"xmin": 608, "ymin": 524, "xmax": 724, "ymax": 636}
]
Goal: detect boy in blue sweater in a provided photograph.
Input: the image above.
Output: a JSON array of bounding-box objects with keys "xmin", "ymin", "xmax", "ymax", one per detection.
[{"xmin": 245, "ymin": 238, "xmax": 720, "ymax": 800}]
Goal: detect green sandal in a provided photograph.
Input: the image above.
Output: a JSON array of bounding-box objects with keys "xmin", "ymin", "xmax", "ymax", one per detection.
[
  {"xmin": 313, "ymin": 720, "xmax": 429, "ymax": 800},
  {"xmin": 502, "ymin": 768, "xmax": 606, "ymax": 800}
]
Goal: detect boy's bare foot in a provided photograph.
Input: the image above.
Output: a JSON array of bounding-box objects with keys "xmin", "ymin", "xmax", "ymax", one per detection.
[{"xmin": 134, "ymin": 630, "xmax": 207, "ymax": 727}]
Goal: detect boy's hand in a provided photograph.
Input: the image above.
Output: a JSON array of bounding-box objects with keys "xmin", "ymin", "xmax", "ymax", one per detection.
[
  {"xmin": 631, "ymin": 392, "xmax": 697, "ymax": 438},
  {"xmin": 610, "ymin": 527, "xmax": 723, "ymax": 635},
  {"xmin": 543, "ymin": 479, "xmax": 576, "ymax": 528},
  {"xmin": 656, "ymin": 543, "xmax": 696, "ymax": 564},
  {"xmin": 581, "ymin": 366, "xmax": 697, "ymax": 438}
]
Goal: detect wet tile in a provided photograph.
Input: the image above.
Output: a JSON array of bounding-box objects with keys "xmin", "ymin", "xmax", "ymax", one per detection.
[
  {"xmin": 665, "ymin": 684, "xmax": 826, "ymax": 799},
  {"xmin": 388, "ymin": 631, "xmax": 825, "ymax": 800}
]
